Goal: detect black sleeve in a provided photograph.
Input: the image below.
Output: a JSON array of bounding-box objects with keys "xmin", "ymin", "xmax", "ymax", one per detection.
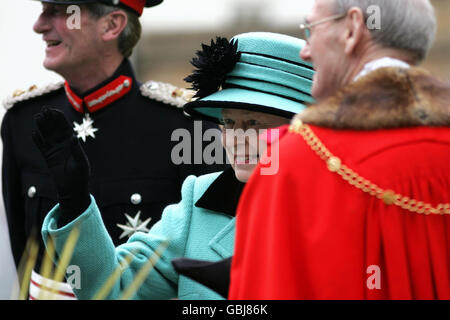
[{"xmin": 1, "ymin": 111, "xmax": 26, "ymax": 269}]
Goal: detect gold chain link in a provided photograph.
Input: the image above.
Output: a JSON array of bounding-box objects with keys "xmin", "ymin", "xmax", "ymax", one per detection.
[{"xmin": 289, "ymin": 118, "xmax": 450, "ymax": 216}]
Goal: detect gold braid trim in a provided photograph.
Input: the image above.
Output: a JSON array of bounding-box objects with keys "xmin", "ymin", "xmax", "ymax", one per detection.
[{"xmin": 289, "ymin": 118, "xmax": 450, "ymax": 216}]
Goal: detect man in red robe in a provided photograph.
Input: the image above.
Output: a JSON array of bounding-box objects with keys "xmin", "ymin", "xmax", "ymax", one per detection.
[{"xmin": 229, "ymin": 0, "xmax": 450, "ymax": 299}]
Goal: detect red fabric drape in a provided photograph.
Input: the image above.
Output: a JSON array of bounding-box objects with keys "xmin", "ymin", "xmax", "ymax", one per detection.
[{"xmin": 230, "ymin": 125, "xmax": 450, "ymax": 299}]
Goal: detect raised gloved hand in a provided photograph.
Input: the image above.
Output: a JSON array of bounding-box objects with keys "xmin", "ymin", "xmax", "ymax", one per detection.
[{"xmin": 32, "ymin": 107, "xmax": 91, "ymax": 226}]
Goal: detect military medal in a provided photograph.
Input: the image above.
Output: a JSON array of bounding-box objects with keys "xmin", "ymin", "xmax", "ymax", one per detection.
[
  {"xmin": 73, "ymin": 114, "xmax": 98, "ymax": 142},
  {"xmin": 117, "ymin": 211, "xmax": 152, "ymax": 240}
]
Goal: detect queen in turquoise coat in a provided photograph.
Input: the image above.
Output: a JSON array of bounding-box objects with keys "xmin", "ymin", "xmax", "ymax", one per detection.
[{"xmin": 40, "ymin": 32, "xmax": 314, "ymax": 299}]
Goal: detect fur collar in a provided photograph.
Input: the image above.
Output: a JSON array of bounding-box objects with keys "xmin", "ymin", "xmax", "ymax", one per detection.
[{"xmin": 295, "ymin": 67, "xmax": 450, "ymax": 130}]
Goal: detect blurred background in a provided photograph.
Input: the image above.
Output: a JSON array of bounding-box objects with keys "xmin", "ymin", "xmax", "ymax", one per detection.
[
  {"xmin": 137, "ymin": 0, "xmax": 450, "ymax": 87},
  {"xmin": 0, "ymin": 0, "xmax": 449, "ymax": 299}
]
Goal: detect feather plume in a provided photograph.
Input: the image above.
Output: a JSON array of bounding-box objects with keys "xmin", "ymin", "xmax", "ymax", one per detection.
[{"xmin": 185, "ymin": 37, "xmax": 240, "ymax": 98}]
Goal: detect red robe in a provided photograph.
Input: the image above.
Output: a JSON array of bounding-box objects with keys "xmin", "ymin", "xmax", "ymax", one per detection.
[{"xmin": 229, "ymin": 68, "xmax": 450, "ymax": 300}]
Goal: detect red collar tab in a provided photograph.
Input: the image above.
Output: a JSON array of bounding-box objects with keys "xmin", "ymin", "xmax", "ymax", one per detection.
[
  {"xmin": 64, "ymin": 76, "xmax": 133, "ymax": 113},
  {"xmin": 120, "ymin": 0, "xmax": 147, "ymax": 16},
  {"xmin": 64, "ymin": 82, "xmax": 83, "ymax": 113}
]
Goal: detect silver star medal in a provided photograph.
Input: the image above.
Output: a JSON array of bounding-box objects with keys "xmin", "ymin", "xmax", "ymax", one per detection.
[
  {"xmin": 73, "ymin": 114, "xmax": 98, "ymax": 142},
  {"xmin": 117, "ymin": 211, "xmax": 152, "ymax": 240}
]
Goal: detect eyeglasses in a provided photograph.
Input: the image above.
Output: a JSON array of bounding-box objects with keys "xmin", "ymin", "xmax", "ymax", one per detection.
[{"xmin": 299, "ymin": 13, "xmax": 347, "ymax": 40}]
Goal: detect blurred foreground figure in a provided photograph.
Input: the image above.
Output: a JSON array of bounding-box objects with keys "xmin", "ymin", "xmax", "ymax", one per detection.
[
  {"xmin": 2, "ymin": 0, "xmax": 223, "ymax": 300},
  {"xmin": 230, "ymin": 0, "xmax": 450, "ymax": 299}
]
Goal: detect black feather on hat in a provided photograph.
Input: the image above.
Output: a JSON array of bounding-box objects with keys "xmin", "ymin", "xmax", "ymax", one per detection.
[{"xmin": 184, "ymin": 37, "xmax": 241, "ymax": 99}]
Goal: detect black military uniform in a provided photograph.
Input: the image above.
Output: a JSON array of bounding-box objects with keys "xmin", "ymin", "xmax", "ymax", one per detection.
[{"xmin": 1, "ymin": 59, "xmax": 226, "ymax": 285}]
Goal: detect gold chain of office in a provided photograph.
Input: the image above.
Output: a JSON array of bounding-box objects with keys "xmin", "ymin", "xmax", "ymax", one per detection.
[{"xmin": 289, "ymin": 118, "xmax": 450, "ymax": 216}]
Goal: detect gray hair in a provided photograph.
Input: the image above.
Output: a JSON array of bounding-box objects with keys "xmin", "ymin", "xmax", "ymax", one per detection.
[
  {"xmin": 332, "ymin": 0, "xmax": 436, "ymax": 63},
  {"xmin": 84, "ymin": 3, "xmax": 142, "ymax": 58}
]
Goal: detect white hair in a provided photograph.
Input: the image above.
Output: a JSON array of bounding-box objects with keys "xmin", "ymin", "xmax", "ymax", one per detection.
[{"xmin": 332, "ymin": 0, "xmax": 437, "ymax": 63}]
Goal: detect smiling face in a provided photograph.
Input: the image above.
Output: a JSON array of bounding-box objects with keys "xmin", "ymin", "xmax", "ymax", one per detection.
[
  {"xmin": 33, "ymin": 3, "xmax": 104, "ymax": 76},
  {"xmin": 220, "ymin": 108, "xmax": 290, "ymax": 183}
]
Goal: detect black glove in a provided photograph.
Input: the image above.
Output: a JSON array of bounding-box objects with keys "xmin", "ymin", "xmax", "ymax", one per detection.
[
  {"xmin": 32, "ymin": 107, "xmax": 91, "ymax": 226},
  {"xmin": 171, "ymin": 257, "xmax": 232, "ymax": 298}
]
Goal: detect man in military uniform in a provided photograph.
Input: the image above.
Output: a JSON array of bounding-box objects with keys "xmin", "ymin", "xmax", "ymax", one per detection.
[{"xmin": 1, "ymin": 0, "xmax": 225, "ymax": 299}]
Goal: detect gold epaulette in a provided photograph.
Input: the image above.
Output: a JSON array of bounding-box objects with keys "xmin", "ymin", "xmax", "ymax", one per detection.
[
  {"xmin": 140, "ymin": 81, "xmax": 195, "ymax": 109},
  {"xmin": 3, "ymin": 82, "xmax": 65, "ymax": 110}
]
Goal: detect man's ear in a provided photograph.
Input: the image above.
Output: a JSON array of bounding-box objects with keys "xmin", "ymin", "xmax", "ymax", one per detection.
[
  {"xmin": 101, "ymin": 10, "xmax": 128, "ymax": 41},
  {"xmin": 343, "ymin": 7, "xmax": 367, "ymax": 55}
]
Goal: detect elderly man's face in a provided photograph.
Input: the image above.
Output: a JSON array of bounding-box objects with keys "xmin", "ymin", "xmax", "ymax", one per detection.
[
  {"xmin": 33, "ymin": 4, "xmax": 104, "ymax": 76},
  {"xmin": 300, "ymin": 0, "xmax": 347, "ymax": 101}
]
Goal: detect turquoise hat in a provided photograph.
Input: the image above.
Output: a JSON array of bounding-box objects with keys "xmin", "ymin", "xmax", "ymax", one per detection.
[{"xmin": 184, "ymin": 32, "xmax": 315, "ymax": 123}]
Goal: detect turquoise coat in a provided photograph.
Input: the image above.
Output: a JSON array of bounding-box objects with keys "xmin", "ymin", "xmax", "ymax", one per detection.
[{"xmin": 42, "ymin": 171, "xmax": 239, "ymax": 300}]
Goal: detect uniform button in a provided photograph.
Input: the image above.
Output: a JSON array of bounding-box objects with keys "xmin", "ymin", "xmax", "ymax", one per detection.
[
  {"xmin": 130, "ymin": 193, "xmax": 142, "ymax": 205},
  {"xmin": 28, "ymin": 186, "xmax": 37, "ymax": 198}
]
